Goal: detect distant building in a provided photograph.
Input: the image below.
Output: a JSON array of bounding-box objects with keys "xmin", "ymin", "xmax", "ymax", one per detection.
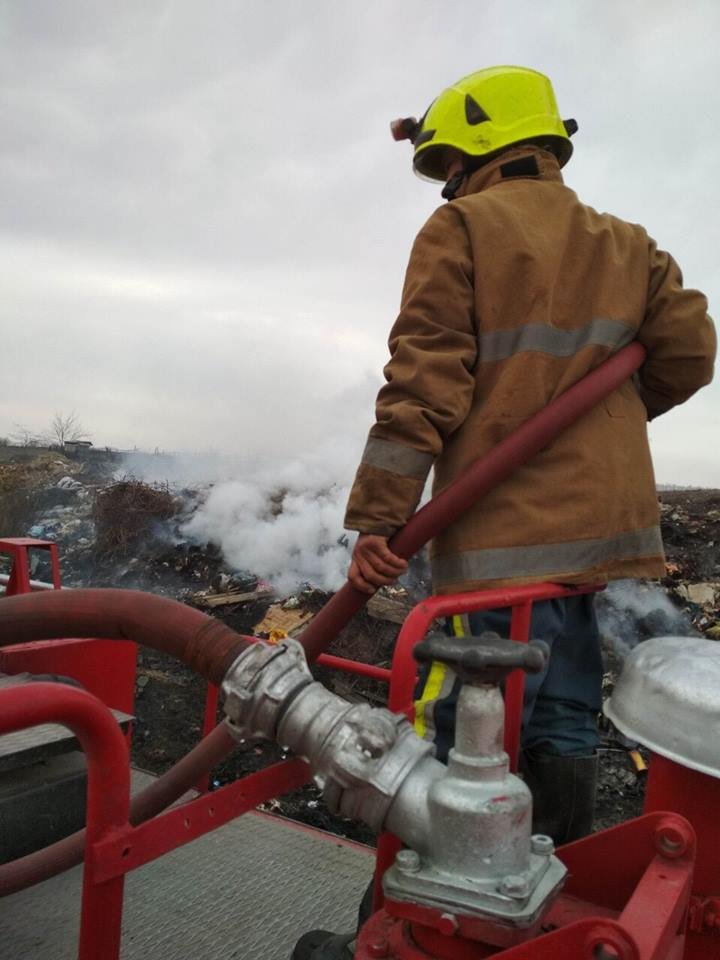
[{"xmin": 64, "ymin": 440, "xmax": 93, "ymax": 456}]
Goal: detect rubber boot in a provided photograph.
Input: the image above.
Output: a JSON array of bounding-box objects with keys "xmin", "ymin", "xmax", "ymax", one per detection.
[
  {"xmin": 290, "ymin": 930, "xmax": 355, "ymax": 960},
  {"xmin": 521, "ymin": 750, "xmax": 598, "ymax": 845},
  {"xmin": 290, "ymin": 878, "xmax": 374, "ymax": 960}
]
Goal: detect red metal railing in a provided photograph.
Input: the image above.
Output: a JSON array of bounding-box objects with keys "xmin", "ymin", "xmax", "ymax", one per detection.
[
  {"xmin": 2, "ymin": 580, "xmax": 705, "ymax": 960},
  {"xmin": 0, "ymin": 682, "xmax": 130, "ymax": 959}
]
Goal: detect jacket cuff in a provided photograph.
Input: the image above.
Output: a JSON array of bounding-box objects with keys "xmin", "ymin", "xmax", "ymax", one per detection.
[{"xmin": 344, "ymin": 458, "xmax": 429, "ymax": 535}]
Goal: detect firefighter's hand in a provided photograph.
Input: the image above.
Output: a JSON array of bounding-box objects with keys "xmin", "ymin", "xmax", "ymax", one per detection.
[{"xmin": 348, "ymin": 534, "xmax": 408, "ymax": 595}]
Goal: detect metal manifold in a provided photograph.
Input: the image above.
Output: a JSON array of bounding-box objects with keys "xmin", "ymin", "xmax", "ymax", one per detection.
[{"xmin": 222, "ymin": 630, "xmax": 566, "ymax": 947}]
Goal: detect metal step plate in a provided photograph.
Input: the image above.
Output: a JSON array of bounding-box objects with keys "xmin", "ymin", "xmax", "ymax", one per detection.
[{"xmin": 1, "ymin": 772, "xmax": 374, "ymax": 960}]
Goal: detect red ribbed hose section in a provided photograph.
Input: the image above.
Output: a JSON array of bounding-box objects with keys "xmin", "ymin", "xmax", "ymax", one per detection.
[{"xmin": 0, "ymin": 588, "xmax": 249, "ymax": 684}]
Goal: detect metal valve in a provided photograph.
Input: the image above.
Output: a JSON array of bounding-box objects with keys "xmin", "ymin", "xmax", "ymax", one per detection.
[{"xmin": 414, "ymin": 630, "xmax": 549, "ymax": 686}]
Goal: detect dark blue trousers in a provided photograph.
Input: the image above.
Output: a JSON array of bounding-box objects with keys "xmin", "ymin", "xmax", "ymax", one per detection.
[{"xmin": 413, "ymin": 595, "xmax": 602, "ymax": 762}]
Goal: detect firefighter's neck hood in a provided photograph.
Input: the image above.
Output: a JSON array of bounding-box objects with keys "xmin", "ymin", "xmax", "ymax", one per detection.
[{"xmin": 444, "ymin": 146, "xmax": 563, "ymax": 201}]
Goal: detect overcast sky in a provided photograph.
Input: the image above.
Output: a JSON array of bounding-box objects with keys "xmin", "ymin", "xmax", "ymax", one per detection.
[{"xmin": 1, "ymin": 0, "xmax": 718, "ymax": 485}]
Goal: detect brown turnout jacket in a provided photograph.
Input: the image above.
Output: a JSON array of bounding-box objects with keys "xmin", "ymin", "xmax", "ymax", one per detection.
[{"xmin": 345, "ymin": 147, "xmax": 716, "ymax": 592}]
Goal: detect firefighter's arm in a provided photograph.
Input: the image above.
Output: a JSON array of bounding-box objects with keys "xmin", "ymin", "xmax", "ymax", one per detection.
[
  {"xmin": 636, "ymin": 241, "xmax": 716, "ymax": 419},
  {"xmin": 345, "ymin": 203, "xmax": 477, "ymax": 536}
]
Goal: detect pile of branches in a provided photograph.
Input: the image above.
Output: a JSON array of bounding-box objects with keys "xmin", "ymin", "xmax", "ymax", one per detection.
[{"xmin": 93, "ymin": 478, "xmax": 177, "ymax": 559}]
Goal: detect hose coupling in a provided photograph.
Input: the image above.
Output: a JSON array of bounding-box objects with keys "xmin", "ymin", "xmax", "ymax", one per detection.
[{"xmin": 221, "ymin": 639, "xmax": 313, "ymax": 741}]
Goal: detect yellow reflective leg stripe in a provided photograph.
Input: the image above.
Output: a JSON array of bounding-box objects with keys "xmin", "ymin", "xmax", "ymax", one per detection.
[
  {"xmin": 413, "ymin": 662, "xmax": 446, "ymax": 739},
  {"xmin": 413, "ymin": 615, "xmax": 466, "ymax": 739}
]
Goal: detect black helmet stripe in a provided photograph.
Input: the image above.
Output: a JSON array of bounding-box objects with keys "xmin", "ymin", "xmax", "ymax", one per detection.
[
  {"xmin": 414, "ymin": 128, "xmax": 436, "ymax": 147},
  {"xmin": 465, "ymin": 94, "xmax": 491, "ymax": 125}
]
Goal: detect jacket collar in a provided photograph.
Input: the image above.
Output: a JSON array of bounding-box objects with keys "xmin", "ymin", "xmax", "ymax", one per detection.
[{"xmin": 453, "ymin": 146, "xmax": 564, "ymax": 199}]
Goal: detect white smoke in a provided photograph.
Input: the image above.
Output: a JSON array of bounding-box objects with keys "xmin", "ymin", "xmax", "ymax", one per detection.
[
  {"xmin": 177, "ymin": 437, "xmax": 365, "ymax": 595},
  {"xmin": 596, "ymin": 579, "xmax": 695, "ymax": 661}
]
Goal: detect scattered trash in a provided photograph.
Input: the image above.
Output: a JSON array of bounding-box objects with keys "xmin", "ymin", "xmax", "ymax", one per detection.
[
  {"xmin": 675, "ymin": 582, "xmax": 718, "ymax": 607},
  {"xmin": 194, "ymin": 588, "xmax": 273, "ymax": 609},
  {"xmin": 57, "ymin": 476, "xmax": 83, "ymax": 491}
]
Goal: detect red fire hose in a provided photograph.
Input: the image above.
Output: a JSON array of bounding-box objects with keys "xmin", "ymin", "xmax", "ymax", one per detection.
[
  {"xmin": 0, "ymin": 340, "xmax": 646, "ymax": 895},
  {"xmin": 300, "ymin": 341, "xmax": 647, "ymax": 661},
  {"xmin": 0, "ymin": 588, "xmax": 249, "ymax": 685}
]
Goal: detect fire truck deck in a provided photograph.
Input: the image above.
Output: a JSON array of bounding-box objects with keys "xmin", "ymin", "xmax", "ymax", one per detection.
[{"xmin": 3, "ymin": 769, "xmax": 373, "ymax": 960}]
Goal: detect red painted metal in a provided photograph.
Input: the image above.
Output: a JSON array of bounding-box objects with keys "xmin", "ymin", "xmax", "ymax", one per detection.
[
  {"xmin": 0, "ymin": 682, "xmax": 131, "ymax": 959},
  {"xmin": 0, "ymin": 537, "xmax": 61, "ymax": 594},
  {"xmin": 200, "ymin": 683, "xmax": 220, "ymax": 740},
  {"xmin": 300, "ymin": 341, "xmax": 645, "ymax": 663},
  {"xmin": 643, "ymin": 754, "xmax": 720, "ymax": 959},
  {"xmin": 316, "ymin": 652, "xmax": 393, "ymax": 682},
  {"xmin": 506, "ymin": 601, "xmax": 532, "ymax": 772},
  {"xmin": 358, "ymin": 813, "xmax": 695, "ymax": 959},
  {"xmin": 0, "ymin": 637, "xmax": 138, "ymax": 714},
  {"xmin": 196, "ymin": 683, "xmax": 221, "ymax": 791}
]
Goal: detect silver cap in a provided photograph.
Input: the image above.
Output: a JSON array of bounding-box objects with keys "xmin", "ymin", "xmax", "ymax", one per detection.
[{"xmin": 604, "ymin": 636, "xmax": 720, "ymax": 779}]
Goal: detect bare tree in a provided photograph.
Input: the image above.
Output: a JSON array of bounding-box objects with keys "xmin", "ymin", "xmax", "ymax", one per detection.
[
  {"xmin": 10, "ymin": 424, "xmax": 45, "ymax": 447},
  {"xmin": 49, "ymin": 411, "xmax": 91, "ymax": 448}
]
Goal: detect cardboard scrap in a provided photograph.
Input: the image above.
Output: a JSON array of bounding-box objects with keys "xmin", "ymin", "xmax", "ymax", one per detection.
[{"xmin": 254, "ymin": 604, "xmax": 314, "ymax": 637}]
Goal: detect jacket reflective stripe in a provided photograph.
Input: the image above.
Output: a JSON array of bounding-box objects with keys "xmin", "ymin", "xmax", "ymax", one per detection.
[
  {"xmin": 432, "ymin": 525, "xmax": 663, "ymax": 587},
  {"xmin": 479, "ymin": 318, "xmax": 635, "ymax": 362},
  {"xmin": 361, "ymin": 437, "xmax": 434, "ymax": 480}
]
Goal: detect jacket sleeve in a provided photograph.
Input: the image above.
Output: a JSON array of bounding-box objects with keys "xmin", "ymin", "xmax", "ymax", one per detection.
[
  {"xmin": 345, "ymin": 203, "xmax": 477, "ymax": 535},
  {"xmin": 636, "ymin": 240, "xmax": 716, "ymax": 419}
]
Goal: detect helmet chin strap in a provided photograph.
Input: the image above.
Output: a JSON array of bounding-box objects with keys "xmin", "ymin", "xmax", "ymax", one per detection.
[{"xmin": 441, "ymin": 171, "xmax": 467, "ymax": 201}]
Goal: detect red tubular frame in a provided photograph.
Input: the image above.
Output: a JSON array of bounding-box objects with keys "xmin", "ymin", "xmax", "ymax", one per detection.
[{"xmin": 0, "ymin": 683, "xmax": 130, "ymax": 959}]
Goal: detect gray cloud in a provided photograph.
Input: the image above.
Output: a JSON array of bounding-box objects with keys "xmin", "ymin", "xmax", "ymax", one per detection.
[{"xmin": 1, "ymin": 0, "xmax": 718, "ymax": 484}]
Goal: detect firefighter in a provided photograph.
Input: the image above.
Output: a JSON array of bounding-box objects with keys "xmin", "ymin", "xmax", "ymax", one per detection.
[{"xmin": 293, "ymin": 65, "xmax": 715, "ymax": 959}]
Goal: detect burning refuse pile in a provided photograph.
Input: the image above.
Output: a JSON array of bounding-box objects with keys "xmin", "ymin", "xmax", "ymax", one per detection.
[{"xmin": 93, "ymin": 478, "xmax": 177, "ymax": 559}]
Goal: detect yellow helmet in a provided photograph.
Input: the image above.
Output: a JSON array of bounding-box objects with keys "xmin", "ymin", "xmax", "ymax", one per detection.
[{"xmin": 391, "ymin": 66, "xmax": 577, "ymax": 181}]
